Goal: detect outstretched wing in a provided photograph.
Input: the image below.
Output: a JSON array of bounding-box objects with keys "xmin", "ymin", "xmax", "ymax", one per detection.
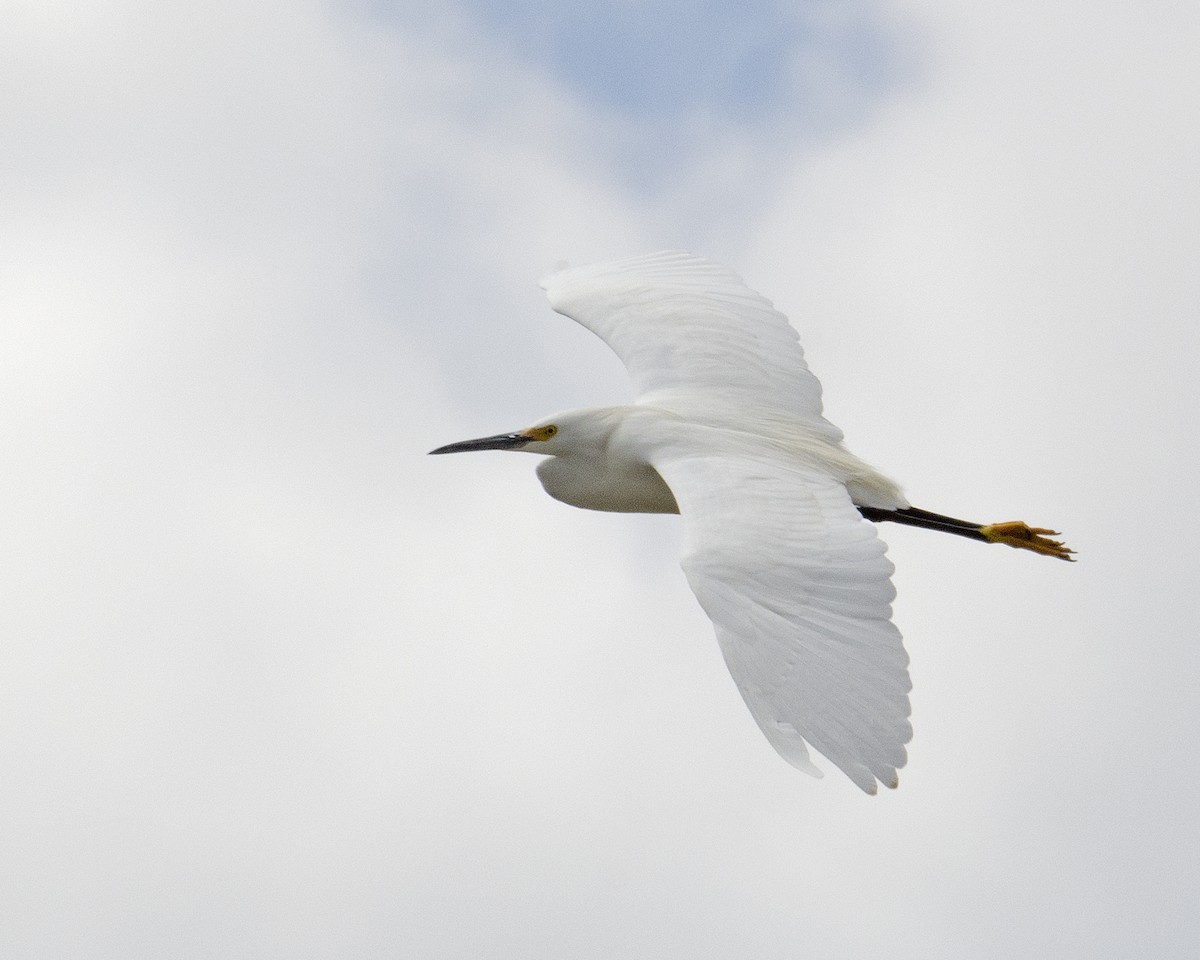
[
  {"xmin": 651, "ymin": 449, "xmax": 912, "ymax": 794},
  {"xmin": 539, "ymin": 251, "xmax": 842, "ymax": 439}
]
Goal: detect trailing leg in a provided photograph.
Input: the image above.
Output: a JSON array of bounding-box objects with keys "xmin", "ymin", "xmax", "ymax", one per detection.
[{"xmin": 859, "ymin": 506, "xmax": 1074, "ymax": 561}]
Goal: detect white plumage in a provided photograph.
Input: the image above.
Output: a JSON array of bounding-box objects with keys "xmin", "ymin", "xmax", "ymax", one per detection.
[{"xmin": 432, "ymin": 251, "xmax": 1071, "ymax": 794}]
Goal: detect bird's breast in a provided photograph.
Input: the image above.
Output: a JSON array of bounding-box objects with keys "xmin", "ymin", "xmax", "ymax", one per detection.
[{"xmin": 535, "ymin": 454, "xmax": 680, "ymax": 514}]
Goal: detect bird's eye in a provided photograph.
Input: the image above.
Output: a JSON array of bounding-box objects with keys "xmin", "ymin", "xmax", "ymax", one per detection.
[{"xmin": 544, "ymin": 425, "xmax": 558, "ymax": 437}]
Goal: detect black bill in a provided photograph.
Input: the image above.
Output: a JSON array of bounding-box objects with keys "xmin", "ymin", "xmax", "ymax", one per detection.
[{"xmin": 428, "ymin": 432, "xmax": 530, "ymax": 455}]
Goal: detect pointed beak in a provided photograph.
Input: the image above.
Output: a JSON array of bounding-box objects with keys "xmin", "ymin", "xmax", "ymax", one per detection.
[{"xmin": 428, "ymin": 432, "xmax": 531, "ymax": 455}]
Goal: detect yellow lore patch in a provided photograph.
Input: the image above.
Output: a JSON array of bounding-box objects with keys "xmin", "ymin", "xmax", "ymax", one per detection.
[{"xmin": 522, "ymin": 424, "xmax": 559, "ymax": 442}]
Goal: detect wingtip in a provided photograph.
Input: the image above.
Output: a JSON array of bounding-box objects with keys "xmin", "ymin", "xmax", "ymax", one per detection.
[
  {"xmin": 858, "ymin": 773, "xmax": 899, "ymax": 796},
  {"xmin": 537, "ymin": 259, "xmax": 573, "ymax": 290},
  {"xmin": 539, "ymin": 250, "xmax": 708, "ymax": 293}
]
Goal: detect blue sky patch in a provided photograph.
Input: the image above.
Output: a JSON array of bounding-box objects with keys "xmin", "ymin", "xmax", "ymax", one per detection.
[{"xmin": 459, "ymin": 0, "xmax": 908, "ymax": 127}]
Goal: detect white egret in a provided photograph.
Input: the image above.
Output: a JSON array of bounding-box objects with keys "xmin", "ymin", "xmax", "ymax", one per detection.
[{"xmin": 431, "ymin": 251, "xmax": 1071, "ymax": 794}]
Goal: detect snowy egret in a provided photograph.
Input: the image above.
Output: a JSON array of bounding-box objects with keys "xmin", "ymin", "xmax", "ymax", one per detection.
[{"xmin": 431, "ymin": 251, "xmax": 1072, "ymax": 794}]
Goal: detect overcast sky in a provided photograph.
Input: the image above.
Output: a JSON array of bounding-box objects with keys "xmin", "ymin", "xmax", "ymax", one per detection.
[{"xmin": 3, "ymin": 1, "xmax": 1198, "ymax": 957}]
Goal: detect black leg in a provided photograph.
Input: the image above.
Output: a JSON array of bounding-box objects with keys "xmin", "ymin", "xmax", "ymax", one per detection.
[
  {"xmin": 858, "ymin": 506, "xmax": 990, "ymax": 543},
  {"xmin": 858, "ymin": 506, "xmax": 1074, "ymax": 560}
]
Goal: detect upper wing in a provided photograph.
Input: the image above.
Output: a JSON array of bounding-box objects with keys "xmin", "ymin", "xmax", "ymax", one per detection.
[
  {"xmin": 651, "ymin": 448, "xmax": 912, "ymax": 794},
  {"xmin": 539, "ymin": 251, "xmax": 842, "ymax": 439}
]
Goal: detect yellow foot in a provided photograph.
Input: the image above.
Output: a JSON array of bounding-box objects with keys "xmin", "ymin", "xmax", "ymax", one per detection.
[{"xmin": 980, "ymin": 521, "xmax": 1075, "ymax": 561}]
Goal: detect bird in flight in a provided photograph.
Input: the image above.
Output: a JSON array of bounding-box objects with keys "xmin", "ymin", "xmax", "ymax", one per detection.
[{"xmin": 431, "ymin": 251, "xmax": 1072, "ymax": 794}]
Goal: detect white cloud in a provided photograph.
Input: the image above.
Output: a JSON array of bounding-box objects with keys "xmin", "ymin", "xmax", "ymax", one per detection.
[{"xmin": 1, "ymin": 0, "xmax": 1197, "ymax": 957}]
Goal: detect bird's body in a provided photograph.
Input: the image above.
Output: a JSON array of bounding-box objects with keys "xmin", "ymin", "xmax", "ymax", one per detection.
[
  {"xmin": 432, "ymin": 251, "xmax": 1071, "ymax": 794},
  {"xmin": 531, "ymin": 404, "xmax": 906, "ymax": 514}
]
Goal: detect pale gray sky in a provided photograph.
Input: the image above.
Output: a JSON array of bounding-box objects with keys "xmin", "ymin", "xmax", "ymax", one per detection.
[{"xmin": 2, "ymin": 1, "xmax": 1198, "ymax": 957}]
